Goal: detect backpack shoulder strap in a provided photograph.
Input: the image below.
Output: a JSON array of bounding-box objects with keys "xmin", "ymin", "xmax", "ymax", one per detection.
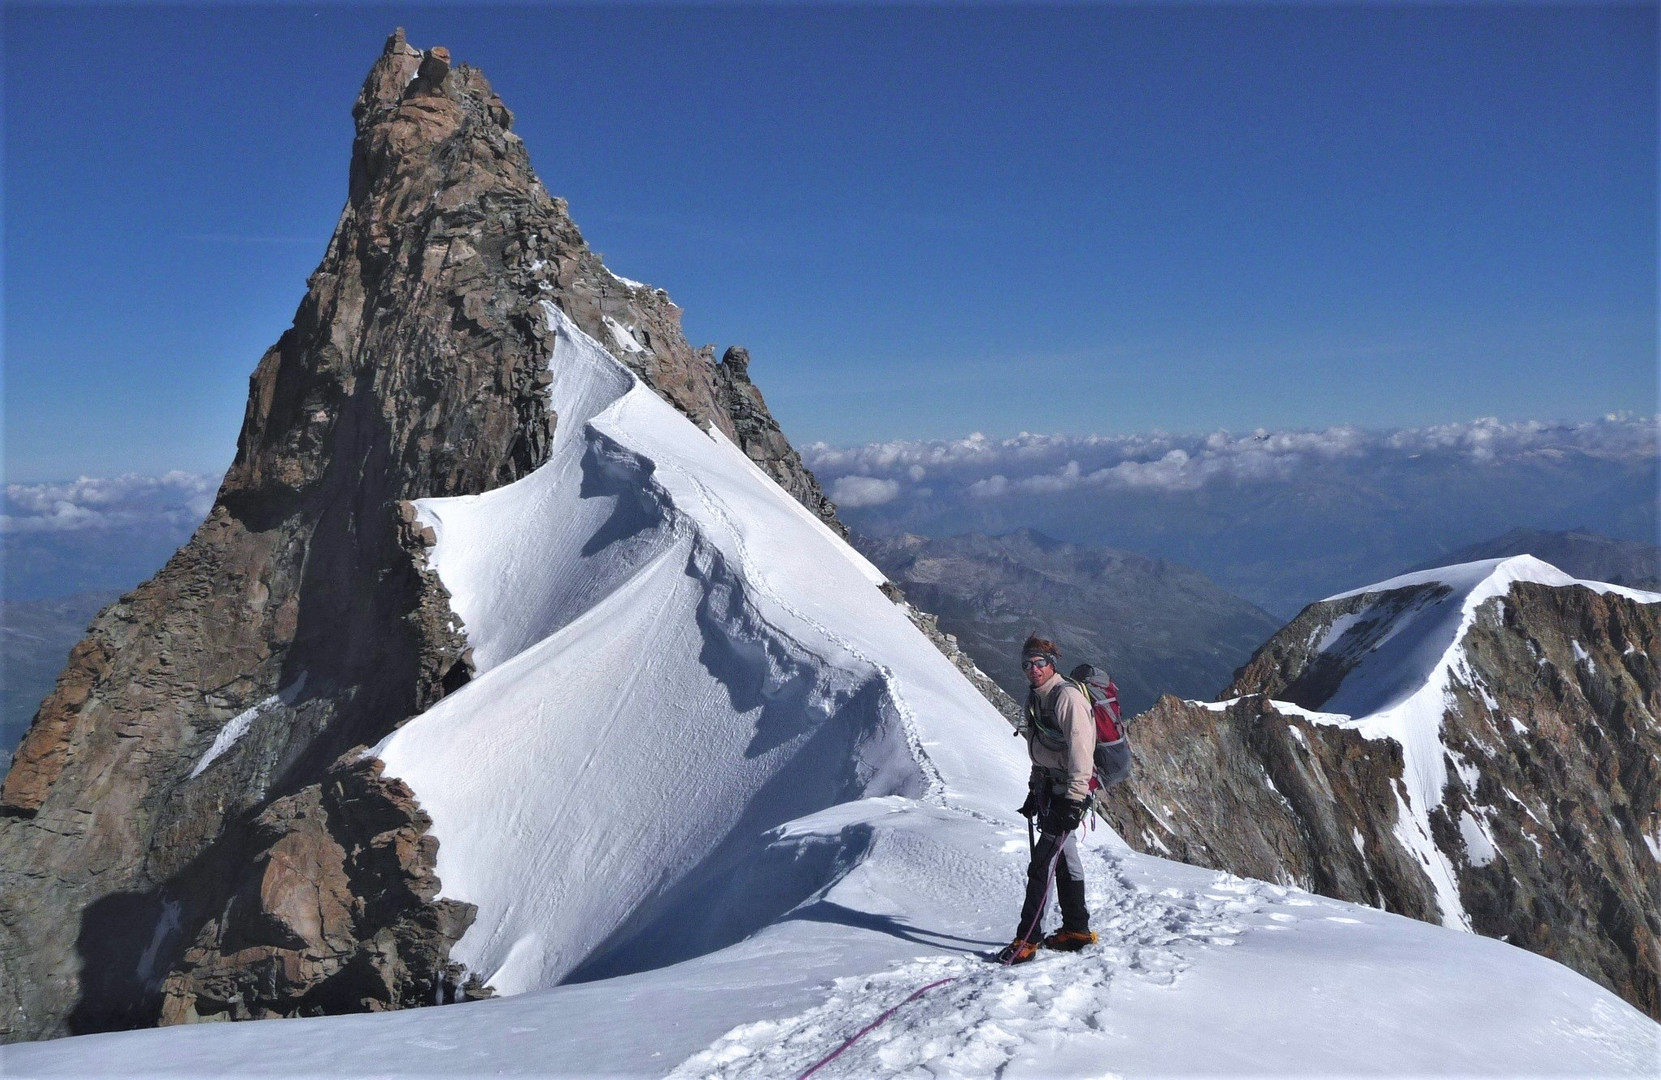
[{"xmin": 1061, "ymin": 678, "xmax": 1097, "ymax": 741}]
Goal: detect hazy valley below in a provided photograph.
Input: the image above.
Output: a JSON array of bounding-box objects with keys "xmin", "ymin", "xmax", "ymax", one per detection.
[
  {"xmin": 808, "ymin": 420, "xmax": 1657, "ymax": 618},
  {"xmin": 856, "ymin": 528, "xmax": 1281, "ymax": 714}
]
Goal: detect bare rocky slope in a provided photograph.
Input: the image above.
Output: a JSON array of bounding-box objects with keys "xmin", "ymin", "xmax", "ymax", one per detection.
[
  {"xmin": 0, "ymin": 592, "xmax": 121, "ymax": 766},
  {"xmin": 857, "ymin": 529, "xmax": 1281, "ymax": 715},
  {"xmin": 1098, "ymin": 560, "xmax": 1661, "ymax": 1018},
  {"xmin": 0, "ymin": 33, "xmax": 846, "ymax": 1042}
]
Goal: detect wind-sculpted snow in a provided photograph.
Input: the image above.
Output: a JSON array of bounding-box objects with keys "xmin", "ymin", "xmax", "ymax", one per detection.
[{"xmin": 373, "ymin": 301, "xmax": 1027, "ymax": 994}]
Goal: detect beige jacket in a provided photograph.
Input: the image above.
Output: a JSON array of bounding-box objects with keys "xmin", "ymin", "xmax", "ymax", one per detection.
[{"xmin": 1024, "ymin": 671, "xmax": 1096, "ymax": 802}]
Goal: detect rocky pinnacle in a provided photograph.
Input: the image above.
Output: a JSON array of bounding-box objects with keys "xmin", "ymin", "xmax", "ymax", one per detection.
[{"xmin": 0, "ymin": 31, "xmax": 844, "ymax": 1041}]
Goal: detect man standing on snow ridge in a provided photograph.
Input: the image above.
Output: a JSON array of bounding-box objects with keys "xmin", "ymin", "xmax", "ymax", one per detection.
[{"xmin": 999, "ymin": 635, "xmax": 1098, "ymax": 965}]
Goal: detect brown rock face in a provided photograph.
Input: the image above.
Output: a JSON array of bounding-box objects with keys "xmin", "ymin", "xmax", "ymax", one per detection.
[
  {"xmin": 1098, "ymin": 696, "xmax": 1438, "ymax": 919},
  {"xmin": 156, "ymin": 758, "xmax": 486, "ymax": 1024},
  {"xmin": 0, "ymin": 31, "xmax": 843, "ymax": 1042},
  {"xmin": 1100, "ymin": 576, "xmax": 1661, "ymax": 1018}
]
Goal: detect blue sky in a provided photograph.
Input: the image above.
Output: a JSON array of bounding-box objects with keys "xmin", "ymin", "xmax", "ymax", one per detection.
[{"xmin": 4, "ymin": 2, "xmax": 1656, "ymax": 482}]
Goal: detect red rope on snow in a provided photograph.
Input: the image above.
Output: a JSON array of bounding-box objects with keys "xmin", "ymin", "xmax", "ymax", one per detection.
[
  {"xmin": 795, "ymin": 820, "xmax": 1075, "ymax": 1076},
  {"xmin": 795, "ymin": 976, "xmax": 959, "ymax": 1079}
]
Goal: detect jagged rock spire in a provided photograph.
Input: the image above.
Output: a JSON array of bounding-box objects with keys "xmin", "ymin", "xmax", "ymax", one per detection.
[{"xmin": 0, "ymin": 32, "xmax": 843, "ymax": 1041}]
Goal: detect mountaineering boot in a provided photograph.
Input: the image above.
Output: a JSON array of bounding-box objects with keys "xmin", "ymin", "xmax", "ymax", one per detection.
[
  {"xmin": 1042, "ymin": 928, "xmax": 1098, "ymax": 951},
  {"xmin": 996, "ymin": 939, "xmax": 1040, "ymax": 965}
]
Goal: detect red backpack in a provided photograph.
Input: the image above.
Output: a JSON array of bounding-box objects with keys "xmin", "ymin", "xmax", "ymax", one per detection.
[
  {"xmin": 1067, "ymin": 664, "xmax": 1124, "ymax": 744},
  {"xmin": 1068, "ymin": 665, "xmax": 1131, "ymax": 793}
]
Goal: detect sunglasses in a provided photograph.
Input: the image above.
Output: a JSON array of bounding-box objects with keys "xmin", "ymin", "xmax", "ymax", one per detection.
[{"xmin": 1022, "ymin": 657, "xmax": 1052, "ymax": 670}]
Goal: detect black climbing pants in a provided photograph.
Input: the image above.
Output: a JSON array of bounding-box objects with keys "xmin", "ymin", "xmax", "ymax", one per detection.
[{"xmin": 1016, "ymin": 826, "xmax": 1089, "ymax": 942}]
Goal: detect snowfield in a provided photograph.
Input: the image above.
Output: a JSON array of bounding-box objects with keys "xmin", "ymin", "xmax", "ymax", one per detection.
[{"xmin": 6, "ymin": 308, "xmax": 1656, "ymax": 1077}]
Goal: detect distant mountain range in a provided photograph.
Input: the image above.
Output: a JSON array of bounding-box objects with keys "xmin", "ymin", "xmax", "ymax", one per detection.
[
  {"xmin": 815, "ymin": 431, "xmax": 1657, "ymax": 619},
  {"xmin": 855, "ymin": 529, "xmax": 1281, "ymax": 716}
]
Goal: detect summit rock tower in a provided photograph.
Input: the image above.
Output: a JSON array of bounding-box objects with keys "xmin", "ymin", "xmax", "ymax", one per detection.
[{"xmin": 0, "ymin": 32, "xmax": 840, "ymax": 1040}]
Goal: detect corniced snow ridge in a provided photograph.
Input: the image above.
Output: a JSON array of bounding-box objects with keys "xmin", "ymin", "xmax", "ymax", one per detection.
[{"xmin": 372, "ymin": 300, "xmax": 1028, "ymax": 994}]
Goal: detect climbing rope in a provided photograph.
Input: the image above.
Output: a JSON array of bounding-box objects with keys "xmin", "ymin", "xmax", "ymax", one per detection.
[
  {"xmin": 795, "ymin": 829, "xmax": 1066, "ymax": 1078},
  {"xmin": 795, "ymin": 976, "xmax": 959, "ymax": 1079}
]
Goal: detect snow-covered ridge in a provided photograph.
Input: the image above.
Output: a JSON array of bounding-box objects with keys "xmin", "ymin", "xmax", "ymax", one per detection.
[
  {"xmin": 11, "ymin": 325, "xmax": 1657, "ymax": 1076},
  {"xmin": 372, "ymin": 300, "xmax": 1025, "ymax": 994},
  {"xmin": 1295, "ymin": 555, "xmax": 1658, "ymax": 929},
  {"xmin": 1322, "ymin": 552, "xmax": 1661, "ymax": 605}
]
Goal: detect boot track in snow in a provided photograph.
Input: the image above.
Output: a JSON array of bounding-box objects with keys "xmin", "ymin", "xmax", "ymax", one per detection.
[{"xmin": 671, "ymin": 845, "xmax": 1273, "ymax": 1079}]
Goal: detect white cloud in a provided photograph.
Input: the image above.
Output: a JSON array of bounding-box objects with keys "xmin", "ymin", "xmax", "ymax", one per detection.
[
  {"xmin": 1084, "ymin": 450, "xmax": 1203, "ymax": 492},
  {"xmin": 831, "ymin": 475, "xmax": 901, "ymax": 508},
  {"xmin": 804, "ymin": 416, "xmax": 1659, "ymax": 500},
  {"xmin": 2, "ymin": 472, "xmax": 217, "ymax": 533},
  {"xmin": 1014, "ymin": 459, "xmax": 1084, "ymax": 495}
]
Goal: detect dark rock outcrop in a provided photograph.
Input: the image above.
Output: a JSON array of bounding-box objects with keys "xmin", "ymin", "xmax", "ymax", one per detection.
[
  {"xmin": 155, "ymin": 756, "xmax": 488, "ymax": 1024},
  {"xmin": 1099, "ymin": 695, "xmax": 1439, "ymax": 920},
  {"xmin": 0, "ymin": 31, "xmax": 842, "ymax": 1042},
  {"xmin": 1099, "ymin": 571, "xmax": 1661, "ymax": 1018}
]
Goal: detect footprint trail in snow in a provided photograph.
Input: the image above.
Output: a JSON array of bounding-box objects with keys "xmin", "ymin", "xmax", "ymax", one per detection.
[{"xmin": 671, "ymin": 846, "xmax": 1276, "ymax": 1079}]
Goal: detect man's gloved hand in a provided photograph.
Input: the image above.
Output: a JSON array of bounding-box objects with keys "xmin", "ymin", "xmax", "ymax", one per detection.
[
  {"xmin": 1018, "ymin": 788, "xmax": 1041, "ymax": 819},
  {"xmin": 1042, "ymin": 796, "xmax": 1088, "ymax": 834}
]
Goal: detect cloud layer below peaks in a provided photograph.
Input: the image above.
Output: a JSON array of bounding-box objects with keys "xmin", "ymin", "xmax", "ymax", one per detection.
[{"xmin": 805, "ymin": 415, "xmax": 1659, "ymax": 504}]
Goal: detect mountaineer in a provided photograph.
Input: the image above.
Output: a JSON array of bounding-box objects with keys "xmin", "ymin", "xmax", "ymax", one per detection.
[{"xmin": 998, "ymin": 635, "xmax": 1099, "ymax": 964}]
